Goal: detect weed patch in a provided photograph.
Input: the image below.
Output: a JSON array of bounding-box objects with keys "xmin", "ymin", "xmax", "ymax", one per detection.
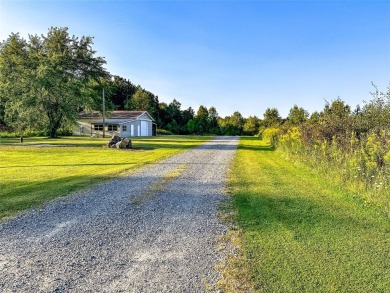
[{"xmin": 220, "ymin": 137, "xmax": 390, "ymax": 292}]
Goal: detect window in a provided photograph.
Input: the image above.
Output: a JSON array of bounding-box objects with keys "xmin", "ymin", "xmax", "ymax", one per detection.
[
  {"xmin": 122, "ymin": 125, "xmax": 127, "ymax": 131},
  {"xmin": 108, "ymin": 125, "xmax": 118, "ymax": 131},
  {"xmin": 94, "ymin": 124, "xmax": 103, "ymax": 131}
]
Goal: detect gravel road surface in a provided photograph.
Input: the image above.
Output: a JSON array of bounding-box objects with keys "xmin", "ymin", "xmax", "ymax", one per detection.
[{"xmin": 0, "ymin": 136, "xmax": 238, "ymax": 292}]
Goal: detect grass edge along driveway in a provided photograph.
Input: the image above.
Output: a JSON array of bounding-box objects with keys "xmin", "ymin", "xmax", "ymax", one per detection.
[
  {"xmin": 0, "ymin": 136, "xmax": 211, "ymax": 221},
  {"xmin": 219, "ymin": 137, "xmax": 390, "ymax": 292}
]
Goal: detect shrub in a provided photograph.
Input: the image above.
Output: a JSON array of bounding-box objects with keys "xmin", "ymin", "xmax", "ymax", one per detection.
[{"xmin": 261, "ymin": 127, "xmax": 280, "ymax": 148}]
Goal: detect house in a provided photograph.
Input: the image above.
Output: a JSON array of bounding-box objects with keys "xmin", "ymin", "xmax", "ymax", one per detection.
[{"xmin": 74, "ymin": 111, "xmax": 157, "ymax": 137}]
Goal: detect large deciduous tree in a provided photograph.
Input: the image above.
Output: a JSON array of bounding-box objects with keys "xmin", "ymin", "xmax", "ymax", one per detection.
[
  {"xmin": 287, "ymin": 105, "xmax": 308, "ymax": 126},
  {"xmin": 195, "ymin": 105, "xmax": 209, "ymax": 134},
  {"xmin": 243, "ymin": 115, "xmax": 260, "ymax": 135},
  {"xmin": 320, "ymin": 99, "xmax": 351, "ymax": 141},
  {"xmin": 125, "ymin": 87, "xmax": 159, "ymax": 120},
  {"xmin": 263, "ymin": 107, "xmax": 282, "ymax": 127},
  {"xmin": 208, "ymin": 106, "xmax": 220, "ymax": 134},
  {"xmin": 0, "ymin": 27, "xmax": 108, "ymax": 137},
  {"xmin": 219, "ymin": 111, "xmax": 244, "ymax": 135},
  {"xmin": 109, "ymin": 76, "xmax": 137, "ymax": 110}
]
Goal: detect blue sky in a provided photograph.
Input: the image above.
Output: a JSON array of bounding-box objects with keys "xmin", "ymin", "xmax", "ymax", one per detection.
[{"xmin": 0, "ymin": 0, "xmax": 389, "ymax": 118}]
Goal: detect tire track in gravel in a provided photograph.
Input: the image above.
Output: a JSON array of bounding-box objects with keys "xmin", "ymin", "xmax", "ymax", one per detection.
[{"xmin": 0, "ymin": 136, "xmax": 238, "ymax": 292}]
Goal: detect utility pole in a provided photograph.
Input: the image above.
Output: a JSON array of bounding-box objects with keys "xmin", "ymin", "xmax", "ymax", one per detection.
[{"xmin": 102, "ymin": 88, "xmax": 106, "ymax": 138}]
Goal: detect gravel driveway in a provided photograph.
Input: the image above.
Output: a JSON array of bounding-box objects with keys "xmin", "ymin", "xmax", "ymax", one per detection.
[{"xmin": 0, "ymin": 136, "xmax": 238, "ymax": 292}]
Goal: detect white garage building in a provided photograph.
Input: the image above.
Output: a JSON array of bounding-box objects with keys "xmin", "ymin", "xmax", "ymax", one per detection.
[{"xmin": 75, "ymin": 111, "xmax": 156, "ymax": 137}]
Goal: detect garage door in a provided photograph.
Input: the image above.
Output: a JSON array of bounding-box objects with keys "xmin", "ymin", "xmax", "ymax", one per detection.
[{"xmin": 141, "ymin": 121, "xmax": 148, "ymax": 136}]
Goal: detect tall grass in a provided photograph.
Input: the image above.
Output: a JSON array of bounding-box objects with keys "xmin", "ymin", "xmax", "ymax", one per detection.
[
  {"xmin": 277, "ymin": 127, "xmax": 390, "ymax": 215},
  {"xmin": 220, "ymin": 137, "xmax": 390, "ymax": 292},
  {"xmin": 258, "ymin": 86, "xmax": 390, "ymax": 215}
]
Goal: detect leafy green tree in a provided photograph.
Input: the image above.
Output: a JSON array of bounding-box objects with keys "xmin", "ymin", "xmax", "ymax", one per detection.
[
  {"xmin": 359, "ymin": 84, "xmax": 390, "ymax": 133},
  {"xmin": 309, "ymin": 111, "xmax": 320, "ymax": 123},
  {"xmin": 0, "ymin": 27, "xmax": 108, "ymax": 137},
  {"xmin": 208, "ymin": 106, "xmax": 220, "ymax": 134},
  {"xmin": 320, "ymin": 98, "xmax": 351, "ymax": 141},
  {"xmin": 230, "ymin": 111, "xmax": 244, "ymax": 134},
  {"xmin": 186, "ymin": 119, "xmax": 195, "ymax": 133},
  {"xmin": 166, "ymin": 119, "xmax": 179, "ymax": 133},
  {"xmin": 158, "ymin": 99, "xmax": 192, "ymax": 134},
  {"xmin": 108, "ymin": 76, "xmax": 137, "ymax": 110},
  {"xmin": 0, "ymin": 34, "xmax": 27, "ymax": 129},
  {"xmin": 218, "ymin": 117, "xmax": 232, "ymax": 135},
  {"xmin": 0, "ymin": 33, "xmax": 31, "ymax": 116},
  {"xmin": 195, "ymin": 105, "xmax": 209, "ymax": 134},
  {"xmin": 287, "ymin": 105, "xmax": 308, "ymax": 126},
  {"xmin": 157, "ymin": 99, "xmax": 194, "ymax": 134},
  {"xmin": 263, "ymin": 107, "xmax": 282, "ymax": 127},
  {"xmin": 182, "ymin": 107, "xmax": 194, "ymax": 122},
  {"xmin": 157, "ymin": 102, "xmax": 169, "ymax": 127},
  {"xmin": 219, "ymin": 117, "xmax": 237, "ymax": 135},
  {"xmin": 125, "ymin": 87, "xmax": 159, "ymax": 120},
  {"xmin": 180, "ymin": 107, "xmax": 195, "ymax": 133},
  {"xmin": 166, "ymin": 99, "xmax": 182, "ymax": 125},
  {"xmin": 243, "ymin": 115, "xmax": 260, "ymax": 135},
  {"xmin": 219, "ymin": 111, "xmax": 244, "ymax": 135}
]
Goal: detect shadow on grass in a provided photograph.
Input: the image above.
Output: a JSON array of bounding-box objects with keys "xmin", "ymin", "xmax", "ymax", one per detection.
[
  {"xmin": 231, "ymin": 188, "xmax": 390, "ymax": 291},
  {"xmin": 1, "ymin": 136, "xmax": 243, "ymax": 152},
  {"xmin": 234, "ymin": 191, "xmax": 380, "ymax": 232},
  {"xmin": 238, "ymin": 144, "xmax": 275, "ymax": 152},
  {"xmin": 0, "ymin": 174, "xmax": 112, "ymax": 219},
  {"xmin": 0, "ymin": 136, "xmax": 211, "ymax": 145},
  {"xmin": 237, "ymin": 137, "xmax": 275, "ymax": 152},
  {"xmin": 0, "ymin": 162, "xmax": 140, "ymax": 169},
  {"xmin": 0, "ymin": 141, "xmax": 207, "ymax": 150}
]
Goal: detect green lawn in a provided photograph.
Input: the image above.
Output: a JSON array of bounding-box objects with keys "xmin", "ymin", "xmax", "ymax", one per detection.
[
  {"xmin": 222, "ymin": 137, "xmax": 390, "ymax": 292},
  {"xmin": 0, "ymin": 135, "xmax": 210, "ymax": 220}
]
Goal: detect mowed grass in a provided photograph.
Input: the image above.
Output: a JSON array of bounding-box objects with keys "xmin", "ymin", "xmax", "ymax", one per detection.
[
  {"xmin": 224, "ymin": 137, "xmax": 390, "ymax": 292},
  {"xmin": 0, "ymin": 135, "xmax": 210, "ymax": 220}
]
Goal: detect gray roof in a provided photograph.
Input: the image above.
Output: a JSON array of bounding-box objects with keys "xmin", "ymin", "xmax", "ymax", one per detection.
[
  {"xmin": 79, "ymin": 111, "xmax": 154, "ymax": 121},
  {"xmin": 91, "ymin": 119, "xmax": 134, "ymax": 124}
]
